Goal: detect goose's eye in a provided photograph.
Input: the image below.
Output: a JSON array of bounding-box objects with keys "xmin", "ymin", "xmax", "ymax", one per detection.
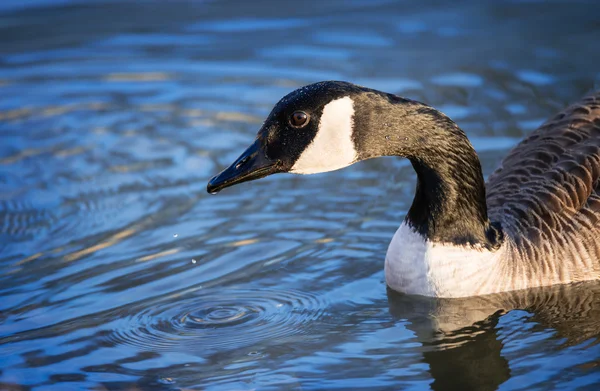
[{"xmin": 290, "ymin": 111, "xmax": 309, "ymax": 128}]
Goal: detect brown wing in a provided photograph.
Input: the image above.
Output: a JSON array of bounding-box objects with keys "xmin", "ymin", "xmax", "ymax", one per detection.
[{"xmin": 486, "ymin": 91, "xmax": 600, "ymax": 264}]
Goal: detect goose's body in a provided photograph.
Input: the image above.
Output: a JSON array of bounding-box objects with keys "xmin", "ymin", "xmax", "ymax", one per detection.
[
  {"xmin": 208, "ymin": 81, "xmax": 600, "ymax": 298},
  {"xmin": 387, "ymin": 94, "xmax": 600, "ymax": 296}
]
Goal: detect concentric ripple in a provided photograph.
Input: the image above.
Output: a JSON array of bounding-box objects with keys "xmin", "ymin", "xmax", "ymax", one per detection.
[{"xmin": 105, "ymin": 288, "xmax": 330, "ymax": 352}]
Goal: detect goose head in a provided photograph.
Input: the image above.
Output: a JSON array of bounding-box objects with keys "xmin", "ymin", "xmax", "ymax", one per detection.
[
  {"xmin": 207, "ymin": 80, "xmax": 505, "ymax": 294},
  {"xmin": 207, "ymin": 80, "xmax": 426, "ymax": 193}
]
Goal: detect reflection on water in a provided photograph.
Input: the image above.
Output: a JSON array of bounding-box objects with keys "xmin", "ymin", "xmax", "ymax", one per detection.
[
  {"xmin": 388, "ymin": 282, "xmax": 600, "ymax": 391},
  {"xmin": 1, "ymin": 0, "xmax": 599, "ymax": 389}
]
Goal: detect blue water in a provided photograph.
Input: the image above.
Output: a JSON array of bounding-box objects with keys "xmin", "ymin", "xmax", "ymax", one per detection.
[{"xmin": 1, "ymin": 0, "xmax": 600, "ymax": 390}]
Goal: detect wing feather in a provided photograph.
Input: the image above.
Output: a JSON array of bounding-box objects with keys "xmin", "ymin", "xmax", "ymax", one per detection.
[{"xmin": 486, "ymin": 91, "xmax": 600, "ymax": 278}]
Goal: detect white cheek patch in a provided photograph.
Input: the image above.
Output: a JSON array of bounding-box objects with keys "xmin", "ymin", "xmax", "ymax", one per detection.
[{"xmin": 291, "ymin": 96, "xmax": 357, "ymax": 174}]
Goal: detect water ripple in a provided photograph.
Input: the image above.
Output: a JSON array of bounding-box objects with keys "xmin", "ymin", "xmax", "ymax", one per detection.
[
  {"xmin": 1, "ymin": 0, "xmax": 600, "ymax": 389},
  {"xmin": 105, "ymin": 288, "xmax": 330, "ymax": 352}
]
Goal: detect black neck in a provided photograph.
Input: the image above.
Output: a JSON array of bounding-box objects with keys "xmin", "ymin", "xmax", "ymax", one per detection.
[{"xmin": 353, "ymin": 91, "xmax": 502, "ymax": 248}]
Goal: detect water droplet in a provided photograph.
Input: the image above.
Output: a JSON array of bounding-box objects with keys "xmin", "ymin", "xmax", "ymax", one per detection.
[
  {"xmin": 173, "ymin": 233, "xmax": 178, "ymax": 238},
  {"xmin": 385, "ymin": 135, "xmax": 390, "ymax": 140},
  {"xmin": 192, "ymin": 259, "xmax": 197, "ymax": 264},
  {"xmin": 158, "ymin": 377, "xmax": 175, "ymax": 385}
]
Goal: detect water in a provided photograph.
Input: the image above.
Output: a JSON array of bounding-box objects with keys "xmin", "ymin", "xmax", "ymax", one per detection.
[{"xmin": 1, "ymin": 0, "xmax": 600, "ymax": 389}]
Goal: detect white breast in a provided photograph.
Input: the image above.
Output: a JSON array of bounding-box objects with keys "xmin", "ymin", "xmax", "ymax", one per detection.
[{"xmin": 385, "ymin": 222, "xmax": 505, "ymax": 298}]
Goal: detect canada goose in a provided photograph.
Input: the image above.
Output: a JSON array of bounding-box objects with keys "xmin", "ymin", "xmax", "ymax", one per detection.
[{"xmin": 207, "ymin": 81, "xmax": 600, "ymax": 298}]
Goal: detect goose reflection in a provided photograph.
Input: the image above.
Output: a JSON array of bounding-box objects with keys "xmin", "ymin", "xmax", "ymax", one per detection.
[{"xmin": 387, "ymin": 281, "xmax": 600, "ymax": 390}]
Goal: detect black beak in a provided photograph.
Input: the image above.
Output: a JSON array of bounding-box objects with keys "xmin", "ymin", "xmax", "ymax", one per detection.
[{"xmin": 207, "ymin": 138, "xmax": 281, "ymax": 194}]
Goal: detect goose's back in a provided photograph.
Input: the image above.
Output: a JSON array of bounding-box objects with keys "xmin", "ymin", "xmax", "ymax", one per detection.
[{"xmin": 486, "ymin": 91, "xmax": 600, "ymax": 283}]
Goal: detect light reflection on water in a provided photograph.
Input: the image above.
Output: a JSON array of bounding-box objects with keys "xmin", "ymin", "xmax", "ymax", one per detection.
[{"xmin": 1, "ymin": 0, "xmax": 600, "ymax": 389}]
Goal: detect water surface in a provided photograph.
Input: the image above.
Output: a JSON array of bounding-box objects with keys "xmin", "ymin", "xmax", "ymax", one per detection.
[{"xmin": 1, "ymin": 0, "xmax": 600, "ymax": 390}]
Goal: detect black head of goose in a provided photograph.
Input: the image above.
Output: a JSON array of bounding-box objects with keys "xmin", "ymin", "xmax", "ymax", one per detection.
[{"xmin": 207, "ymin": 81, "xmax": 600, "ymax": 298}]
